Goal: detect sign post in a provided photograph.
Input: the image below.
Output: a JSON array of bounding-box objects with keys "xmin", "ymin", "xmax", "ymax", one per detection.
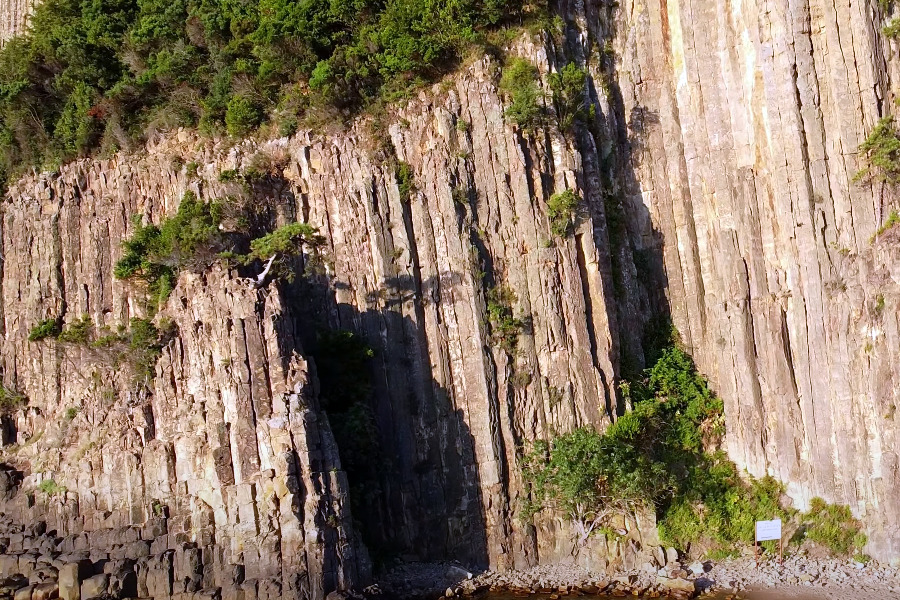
[{"xmin": 755, "ymin": 519, "xmax": 783, "ymax": 566}]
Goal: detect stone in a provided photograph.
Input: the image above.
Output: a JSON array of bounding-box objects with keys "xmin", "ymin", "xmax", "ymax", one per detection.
[
  {"xmin": 688, "ymin": 562, "xmax": 705, "ymax": 576},
  {"xmin": 655, "ymin": 577, "xmax": 695, "ymax": 594},
  {"xmin": 79, "ymin": 575, "xmax": 108, "ymax": 600},
  {"xmin": 665, "ymin": 548, "xmax": 678, "ymax": 565},
  {"xmin": 58, "ymin": 564, "xmax": 82, "ymax": 600},
  {"xmin": 14, "ymin": 586, "xmax": 34, "ymax": 600},
  {"xmin": 32, "ymin": 583, "xmax": 58, "ymax": 600}
]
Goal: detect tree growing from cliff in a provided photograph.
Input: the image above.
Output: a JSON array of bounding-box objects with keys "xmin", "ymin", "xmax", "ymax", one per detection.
[
  {"xmin": 238, "ymin": 222, "xmax": 326, "ymax": 287},
  {"xmin": 499, "ymin": 58, "xmax": 545, "ymax": 131},
  {"xmin": 855, "ymin": 116, "xmax": 900, "ymax": 185},
  {"xmin": 547, "ymin": 189, "xmax": 582, "ymax": 237},
  {"xmin": 114, "ymin": 191, "xmax": 224, "ymax": 307}
]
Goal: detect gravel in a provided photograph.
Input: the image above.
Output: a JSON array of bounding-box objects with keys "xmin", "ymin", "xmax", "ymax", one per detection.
[{"xmin": 372, "ymin": 555, "xmax": 900, "ymax": 599}]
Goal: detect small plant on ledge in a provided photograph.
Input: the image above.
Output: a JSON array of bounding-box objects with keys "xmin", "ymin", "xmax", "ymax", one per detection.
[
  {"xmin": 547, "ymin": 189, "xmax": 582, "ymax": 237},
  {"xmin": 855, "ymin": 116, "xmax": 900, "ymax": 184},
  {"xmin": 28, "ymin": 318, "xmax": 61, "ymax": 342}
]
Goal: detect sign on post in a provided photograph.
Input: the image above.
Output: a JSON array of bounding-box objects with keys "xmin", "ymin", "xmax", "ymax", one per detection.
[
  {"xmin": 754, "ymin": 519, "xmax": 783, "ymax": 566},
  {"xmin": 755, "ymin": 519, "xmax": 782, "ymax": 541}
]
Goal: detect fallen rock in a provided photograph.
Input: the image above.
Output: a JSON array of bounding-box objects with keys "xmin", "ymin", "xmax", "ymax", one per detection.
[
  {"xmin": 656, "ymin": 576, "xmax": 695, "ymax": 593},
  {"xmin": 79, "ymin": 575, "xmax": 108, "ymax": 600}
]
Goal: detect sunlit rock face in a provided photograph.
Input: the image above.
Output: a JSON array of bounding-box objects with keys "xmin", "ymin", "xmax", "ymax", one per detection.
[{"xmin": 0, "ymin": 0, "xmax": 898, "ymax": 588}]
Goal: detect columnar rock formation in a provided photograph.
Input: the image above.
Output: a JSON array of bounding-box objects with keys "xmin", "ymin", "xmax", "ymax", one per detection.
[
  {"xmin": 0, "ymin": 0, "xmax": 898, "ymax": 595},
  {"xmin": 612, "ymin": 0, "xmax": 900, "ymax": 559}
]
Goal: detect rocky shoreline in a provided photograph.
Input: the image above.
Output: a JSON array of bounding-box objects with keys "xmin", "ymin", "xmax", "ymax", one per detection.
[{"xmin": 372, "ymin": 555, "xmax": 900, "ymax": 599}]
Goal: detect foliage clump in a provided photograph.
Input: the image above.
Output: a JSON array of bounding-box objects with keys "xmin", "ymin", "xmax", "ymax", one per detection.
[
  {"xmin": 114, "ymin": 191, "xmax": 223, "ymax": 308},
  {"xmin": 499, "ymin": 58, "xmax": 544, "ymax": 131},
  {"xmin": 873, "ymin": 209, "xmax": 900, "ymax": 240},
  {"xmin": 38, "ymin": 479, "xmax": 66, "ymax": 496},
  {"xmin": 28, "ymin": 318, "xmax": 61, "ymax": 341},
  {"xmin": 548, "ymin": 63, "xmax": 591, "ymax": 132},
  {"xmin": 547, "ymin": 189, "xmax": 582, "ymax": 237},
  {"xmin": 486, "ymin": 285, "xmax": 525, "ymax": 353},
  {"xmin": 0, "ymin": 0, "xmax": 534, "ymax": 187},
  {"xmin": 396, "ymin": 162, "xmax": 415, "ymax": 203},
  {"xmin": 801, "ymin": 497, "xmax": 867, "ymax": 557},
  {"xmin": 224, "ymin": 221, "xmax": 326, "ymax": 284},
  {"xmin": 522, "ymin": 336, "xmax": 870, "ymax": 558},
  {"xmin": 0, "ymin": 385, "xmax": 27, "ymax": 415},
  {"xmin": 856, "ymin": 116, "xmax": 900, "ymax": 184},
  {"xmin": 58, "ymin": 315, "xmax": 93, "ymax": 344}
]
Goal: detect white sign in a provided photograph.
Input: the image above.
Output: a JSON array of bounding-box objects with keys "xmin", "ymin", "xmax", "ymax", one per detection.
[{"xmin": 755, "ymin": 519, "xmax": 782, "ymax": 542}]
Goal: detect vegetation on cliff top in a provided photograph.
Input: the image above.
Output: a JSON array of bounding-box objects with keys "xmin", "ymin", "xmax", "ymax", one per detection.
[
  {"xmin": 522, "ymin": 327, "xmax": 867, "ymax": 559},
  {"xmin": 0, "ymin": 0, "xmax": 544, "ymax": 188}
]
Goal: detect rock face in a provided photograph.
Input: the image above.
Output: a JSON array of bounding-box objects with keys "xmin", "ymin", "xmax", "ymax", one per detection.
[
  {"xmin": 0, "ymin": 0, "xmax": 27, "ymax": 42},
  {"xmin": 0, "ymin": 0, "xmax": 899, "ymax": 588},
  {"xmin": 612, "ymin": 0, "xmax": 900, "ymax": 559}
]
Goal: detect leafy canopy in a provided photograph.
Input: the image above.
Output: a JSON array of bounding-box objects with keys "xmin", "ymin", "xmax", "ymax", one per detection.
[{"xmin": 0, "ymin": 0, "xmax": 536, "ymax": 188}]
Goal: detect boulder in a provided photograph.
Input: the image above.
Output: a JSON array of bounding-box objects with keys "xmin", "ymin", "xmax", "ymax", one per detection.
[
  {"xmin": 688, "ymin": 562, "xmax": 705, "ymax": 576},
  {"xmin": 665, "ymin": 547, "xmax": 679, "ymax": 565},
  {"xmin": 656, "ymin": 576, "xmax": 695, "ymax": 593},
  {"xmin": 32, "ymin": 583, "xmax": 58, "ymax": 600},
  {"xmin": 14, "ymin": 585, "xmax": 34, "ymax": 600},
  {"xmin": 80, "ymin": 575, "xmax": 109, "ymax": 600}
]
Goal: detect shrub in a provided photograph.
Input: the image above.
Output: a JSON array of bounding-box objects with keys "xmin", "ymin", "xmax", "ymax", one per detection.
[
  {"xmin": 856, "ymin": 116, "xmax": 900, "ymax": 184},
  {"xmin": 499, "ymin": 58, "xmax": 544, "ymax": 131},
  {"xmin": 884, "ymin": 17, "xmax": 900, "ymax": 38},
  {"xmin": 801, "ymin": 497, "xmax": 867, "ymax": 556},
  {"xmin": 28, "ymin": 318, "xmax": 61, "ymax": 342},
  {"xmin": 64, "ymin": 406, "xmax": 80, "ymax": 420},
  {"xmin": 548, "ymin": 63, "xmax": 591, "ymax": 131},
  {"xmin": 547, "ymin": 189, "xmax": 581, "ymax": 237},
  {"xmin": 0, "ymin": 385, "xmax": 27, "ymax": 415},
  {"xmin": 38, "ymin": 479, "xmax": 66, "ymax": 496},
  {"xmin": 522, "ymin": 344, "xmax": 745, "ymax": 552},
  {"xmin": 396, "ymin": 162, "xmax": 415, "ymax": 203},
  {"xmin": 225, "ymin": 95, "xmax": 262, "ymax": 137},
  {"xmin": 57, "ymin": 315, "xmax": 93, "ymax": 343},
  {"xmin": 486, "ymin": 285, "xmax": 524, "ymax": 353},
  {"xmin": 115, "ymin": 191, "xmax": 223, "ymax": 307},
  {"xmin": 873, "ymin": 209, "xmax": 900, "ymax": 239}
]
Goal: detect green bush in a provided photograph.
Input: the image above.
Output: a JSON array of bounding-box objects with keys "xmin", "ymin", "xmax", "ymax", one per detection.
[
  {"xmin": 884, "ymin": 17, "xmax": 900, "ymax": 38},
  {"xmin": 547, "ymin": 189, "xmax": 581, "ymax": 237},
  {"xmin": 801, "ymin": 497, "xmax": 867, "ymax": 556},
  {"xmin": 0, "ymin": 385, "xmax": 27, "ymax": 415},
  {"xmin": 225, "ymin": 95, "xmax": 262, "ymax": 137},
  {"xmin": 856, "ymin": 116, "xmax": 900, "ymax": 184},
  {"xmin": 58, "ymin": 315, "xmax": 93, "ymax": 343},
  {"xmin": 396, "ymin": 161, "xmax": 415, "ymax": 203},
  {"xmin": 499, "ymin": 58, "xmax": 544, "ymax": 131},
  {"xmin": 38, "ymin": 479, "xmax": 66, "ymax": 496},
  {"xmin": 486, "ymin": 285, "xmax": 524, "ymax": 353},
  {"xmin": 115, "ymin": 191, "xmax": 223, "ymax": 308},
  {"xmin": 0, "ymin": 0, "xmax": 534, "ymax": 183},
  {"xmin": 873, "ymin": 209, "xmax": 900, "ymax": 239},
  {"xmin": 548, "ymin": 63, "xmax": 591, "ymax": 131},
  {"xmin": 28, "ymin": 318, "xmax": 61, "ymax": 341}
]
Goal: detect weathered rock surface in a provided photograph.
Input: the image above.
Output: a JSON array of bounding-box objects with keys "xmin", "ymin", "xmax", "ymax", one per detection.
[
  {"xmin": 611, "ymin": 0, "xmax": 900, "ymax": 559},
  {"xmin": 0, "ymin": 0, "xmax": 899, "ymax": 586}
]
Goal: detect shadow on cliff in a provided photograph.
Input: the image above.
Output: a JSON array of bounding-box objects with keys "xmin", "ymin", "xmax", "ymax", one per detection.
[
  {"xmin": 287, "ymin": 276, "xmax": 491, "ymax": 572},
  {"xmin": 558, "ymin": 0, "xmax": 675, "ymax": 384}
]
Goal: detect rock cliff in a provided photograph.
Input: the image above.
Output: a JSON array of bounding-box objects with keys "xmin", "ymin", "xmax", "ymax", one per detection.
[
  {"xmin": 0, "ymin": 0, "xmax": 898, "ymax": 596},
  {"xmin": 613, "ymin": 0, "xmax": 900, "ymax": 559}
]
